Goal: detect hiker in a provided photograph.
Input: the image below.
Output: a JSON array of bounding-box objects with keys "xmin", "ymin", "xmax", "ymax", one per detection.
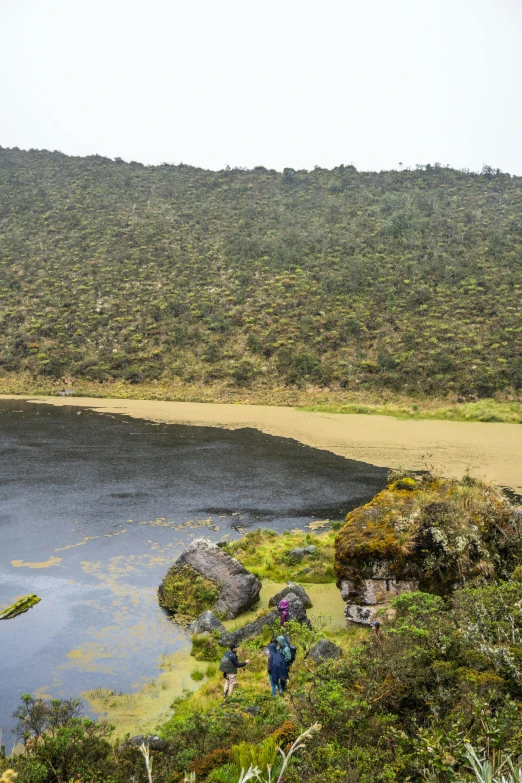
[
  {"xmin": 370, "ymin": 620, "xmax": 383, "ymax": 640},
  {"xmin": 276, "ymin": 635, "xmax": 293, "ymax": 691},
  {"xmin": 285, "ymin": 634, "xmax": 297, "ymax": 671},
  {"xmin": 267, "ymin": 639, "xmax": 288, "ymax": 696},
  {"xmin": 277, "ymin": 599, "xmax": 290, "ymax": 627},
  {"xmin": 219, "ymin": 643, "xmax": 251, "ymax": 699}
]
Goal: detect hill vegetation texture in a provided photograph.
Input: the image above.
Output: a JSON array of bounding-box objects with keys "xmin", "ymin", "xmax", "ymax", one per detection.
[{"xmin": 1, "ymin": 148, "xmax": 521, "ymax": 397}]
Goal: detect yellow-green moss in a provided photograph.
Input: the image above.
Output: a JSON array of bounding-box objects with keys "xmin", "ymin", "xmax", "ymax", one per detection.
[
  {"xmin": 224, "ymin": 528, "xmax": 337, "ymax": 583},
  {"xmin": 158, "ymin": 564, "xmax": 220, "ymax": 619},
  {"xmin": 0, "ymin": 594, "xmax": 41, "ymax": 620}
]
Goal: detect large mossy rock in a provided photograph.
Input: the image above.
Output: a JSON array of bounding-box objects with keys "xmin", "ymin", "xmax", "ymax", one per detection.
[
  {"xmin": 335, "ymin": 475, "xmax": 522, "ymax": 624},
  {"xmin": 158, "ymin": 538, "xmax": 261, "ymax": 620}
]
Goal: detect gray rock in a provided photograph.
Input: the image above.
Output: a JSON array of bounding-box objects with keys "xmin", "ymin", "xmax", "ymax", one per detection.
[
  {"xmin": 345, "ymin": 604, "xmax": 376, "ymax": 625},
  {"xmin": 340, "ymin": 578, "xmax": 418, "ymax": 606},
  {"xmin": 308, "ymin": 638, "xmax": 342, "ymax": 662},
  {"xmin": 269, "ymin": 582, "xmax": 313, "ymax": 609},
  {"xmin": 288, "ymin": 545, "xmax": 318, "ymax": 561},
  {"xmin": 288, "ymin": 547, "xmax": 306, "ymax": 560},
  {"xmin": 160, "ymin": 538, "xmax": 261, "ymax": 620},
  {"xmin": 221, "ymin": 591, "xmax": 311, "ymax": 646},
  {"xmin": 188, "ymin": 610, "xmax": 227, "ymax": 636}
]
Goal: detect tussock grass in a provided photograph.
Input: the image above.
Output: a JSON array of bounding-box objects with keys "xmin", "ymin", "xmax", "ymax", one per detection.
[
  {"xmin": 224, "ymin": 528, "xmax": 337, "ymax": 584},
  {"xmin": 299, "ymin": 399, "xmax": 522, "ymax": 424}
]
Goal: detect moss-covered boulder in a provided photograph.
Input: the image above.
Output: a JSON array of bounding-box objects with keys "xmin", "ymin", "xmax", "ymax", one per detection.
[
  {"xmin": 158, "ymin": 538, "xmax": 261, "ymax": 620},
  {"xmin": 335, "ymin": 474, "xmax": 522, "ymax": 624}
]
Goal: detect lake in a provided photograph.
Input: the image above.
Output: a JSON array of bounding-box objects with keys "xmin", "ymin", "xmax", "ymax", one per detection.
[{"xmin": 0, "ymin": 398, "xmax": 388, "ymax": 742}]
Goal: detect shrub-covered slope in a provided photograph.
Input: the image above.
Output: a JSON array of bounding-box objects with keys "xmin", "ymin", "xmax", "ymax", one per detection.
[{"xmin": 1, "ymin": 148, "xmax": 522, "ymax": 395}]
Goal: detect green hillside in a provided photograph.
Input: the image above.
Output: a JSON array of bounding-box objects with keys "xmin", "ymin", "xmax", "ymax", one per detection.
[{"xmin": 1, "ymin": 147, "xmax": 521, "ymax": 397}]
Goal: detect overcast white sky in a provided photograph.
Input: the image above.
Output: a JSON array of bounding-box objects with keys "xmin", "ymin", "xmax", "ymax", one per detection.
[{"xmin": 1, "ymin": 0, "xmax": 521, "ymax": 173}]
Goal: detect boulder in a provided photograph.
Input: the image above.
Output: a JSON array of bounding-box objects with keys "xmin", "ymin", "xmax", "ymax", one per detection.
[
  {"xmin": 188, "ymin": 610, "xmax": 227, "ymax": 637},
  {"xmin": 308, "ymin": 639, "xmax": 343, "ymax": 662},
  {"xmin": 269, "ymin": 582, "xmax": 313, "ymax": 609},
  {"xmin": 159, "ymin": 538, "xmax": 261, "ymax": 620},
  {"xmin": 335, "ymin": 476, "xmax": 521, "ymax": 626},
  {"xmin": 288, "ymin": 545, "xmax": 317, "ymax": 561}
]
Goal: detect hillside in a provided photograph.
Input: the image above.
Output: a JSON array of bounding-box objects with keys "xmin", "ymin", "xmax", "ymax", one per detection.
[{"xmin": 1, "ymin": 147, "xmax": 521, "ymax": 397}]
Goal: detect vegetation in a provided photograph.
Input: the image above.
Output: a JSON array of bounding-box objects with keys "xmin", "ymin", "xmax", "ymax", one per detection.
[
  {"xmin": 5, "ymin": 579, "xmax": 522, "ymax": 783},
  {"xmin": 300, "ymin": 399, "xmax": 522, "ymax": 424},
  {"xmin": 1, "ymin": 148, "xmax": 521, "ymax": 400},
  {"xmin": 224, "ymin": 529, "xmax": 336, "ymax": 583},
  {"xmin": 158, "ymin": 564, "xmax": 220, "ymax": 620},
  {"xmin": 0, "ymin": 595, "xmax": 40, "ymax": 620}
]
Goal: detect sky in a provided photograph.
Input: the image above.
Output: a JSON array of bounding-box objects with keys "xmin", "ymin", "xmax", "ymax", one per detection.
[{"xmin": 0, "ymin": 0, "xmax": 522, "ymax": 174}]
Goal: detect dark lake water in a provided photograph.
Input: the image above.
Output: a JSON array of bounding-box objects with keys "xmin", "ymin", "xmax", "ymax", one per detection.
[{"xmin": 0, "ymin": 398, "xmax": 388, "ymax": 740}]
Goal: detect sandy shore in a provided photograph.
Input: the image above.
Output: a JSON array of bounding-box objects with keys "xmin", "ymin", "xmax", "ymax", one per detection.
[{"xmin": 5, "ymin": 395, "xmax": 522, "ymax": 495}]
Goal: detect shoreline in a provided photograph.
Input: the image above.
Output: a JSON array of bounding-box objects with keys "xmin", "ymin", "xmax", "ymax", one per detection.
[{"xmin": 3, "ymin": 394, "xmax": 522, "ymax": 494}]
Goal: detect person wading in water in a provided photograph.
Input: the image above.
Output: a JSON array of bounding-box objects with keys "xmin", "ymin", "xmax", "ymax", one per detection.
[{"xmin": 219, "ymin": 643, "xmax": 251, "ymax": 699}]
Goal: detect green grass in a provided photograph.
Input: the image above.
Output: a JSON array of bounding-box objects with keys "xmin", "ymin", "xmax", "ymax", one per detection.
[
  {"xmin": 299, "ymin": 399, "xmax": 522, "ymax": 424},
  {"xmin": 224, "ymin": 528, "xmax": 337, "ymax": 583}
]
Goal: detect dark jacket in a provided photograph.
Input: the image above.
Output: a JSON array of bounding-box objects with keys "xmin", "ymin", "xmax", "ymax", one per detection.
[
  {"xmin": 219, "ymin": 649, "xmax": 247, "ymax": 675},
  {"xmin": 267, "ymin": 642, "xmax": 288, "ymax": 682}
]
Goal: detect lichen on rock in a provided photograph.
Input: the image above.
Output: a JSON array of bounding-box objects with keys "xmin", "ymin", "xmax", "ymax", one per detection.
[{"xmin": 335, "ymin": 474, "xmax": 522, "ymax": 624}]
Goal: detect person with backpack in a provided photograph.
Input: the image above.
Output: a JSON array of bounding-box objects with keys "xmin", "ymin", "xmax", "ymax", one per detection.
[
  {"xmin": 276, "ymin": 635, "xmax": 293, "ymax": 691},
  {"xmin": 277, "ymin": 599, "xmax": 290, "ymax": 626},
  {"xmin": 219, "ymin": 643, "xmax": 251, "ymax": 699},
  {"xmin": 267, "ymin": 639, "xmax": 287, "ymax": 696},
  {"xmin": 285, "ymin": 634, "xmax": 297, "ymax": 670}
]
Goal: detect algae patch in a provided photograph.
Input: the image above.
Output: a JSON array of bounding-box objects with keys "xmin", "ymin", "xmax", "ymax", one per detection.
[
  {"xmin": 83, "ymin": 650, "xmax": 205, "ymax": 739},
  {"xmin": 0, "ymin": 594, "xmax": 41, "ymax": 620},
  {"xmin": 11, "ymin": 556, "xmax": 62, "ymax": 569}
]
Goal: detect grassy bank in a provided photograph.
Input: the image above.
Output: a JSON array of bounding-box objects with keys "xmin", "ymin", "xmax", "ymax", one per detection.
[
  {"xmin": 224, "ymin": 528, "xmax": 338, "ymax": 584},
  {"xmin": 300, "ymin": 399, "xmax": 522, "ymax": 423},
  {"xmin": 1, "ymin": 373, "xmax": 521, "ymax": 423}
]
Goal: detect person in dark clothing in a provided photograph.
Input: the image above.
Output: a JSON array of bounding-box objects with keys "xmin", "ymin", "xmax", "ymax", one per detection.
[
  {"xmin": 219, "ymin": 643, "xmax": 251, "ymax": 698},
  {"xmin": 276, "ymin": 634, "xmax": 292, "ymax": 691},
  {"xmin": 267, "ymin": 640, "xmax": 287, "ymax": 696}
]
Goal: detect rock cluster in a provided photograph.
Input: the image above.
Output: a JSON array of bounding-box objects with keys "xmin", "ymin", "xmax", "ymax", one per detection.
[{"xmin": 189, "ymin": 590, "xmax": 311, "ymax": 649}]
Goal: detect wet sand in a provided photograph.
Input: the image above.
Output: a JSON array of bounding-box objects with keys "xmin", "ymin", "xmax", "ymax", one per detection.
[{"xmin": 8, "ymin": 395, "xmax": 522, "ymax": 494}]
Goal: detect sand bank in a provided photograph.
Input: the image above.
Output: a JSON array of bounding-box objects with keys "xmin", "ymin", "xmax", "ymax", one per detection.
[{"xmin": 6, "ymin": 395, "xmax": 522, "ymax": 494}]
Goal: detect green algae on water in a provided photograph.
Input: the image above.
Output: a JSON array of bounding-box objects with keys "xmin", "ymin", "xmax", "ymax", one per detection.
[{"xmin": 0, "ymin": 594, "xmax": 41, "ymax": 620}]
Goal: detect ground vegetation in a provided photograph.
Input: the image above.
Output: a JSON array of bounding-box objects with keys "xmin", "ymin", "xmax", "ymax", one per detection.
[{"xmin": 1, "ymin": 149, "xmax": 521, "ymax": 400}]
